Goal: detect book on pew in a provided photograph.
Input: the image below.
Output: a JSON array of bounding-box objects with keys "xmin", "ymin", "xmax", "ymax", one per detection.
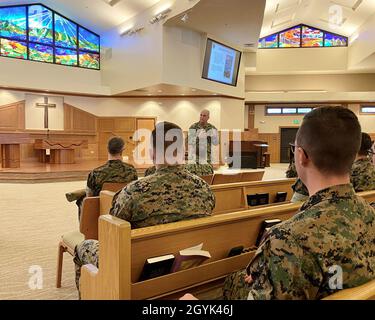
[
  {"xmin": 139, "ymin": 254, "xmax": 175, "ymax": 281},
  {"xmin": 171, "ymin": 243, "xmax": 211, "ymax": 272},
  {"xmin": 255, "ymin": 219, "xmax": 282, "ymax": 247},
  {"xmin": 275, "ymin": 192, "xmax": 287, "ymax": 203}
]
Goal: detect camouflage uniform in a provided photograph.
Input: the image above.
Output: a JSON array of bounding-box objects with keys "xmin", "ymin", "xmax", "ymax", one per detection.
[
  {"xmin": 75, "ymin": 160, "xmax": 138, "ymax": 219},
  {"xmin": 86, "ymin": 160, "xmax": 138, "ymax": 196},
  {"xmin": 145, "ymin": 163, "xmax": 214, "ymax": 177},
  {"xmin": 350, "ymin": 157, "xmax": 375, "ymax": 192},
  {"xmin": 285, "ymin": 162, "xmax": 298, "ymax": 178},
  {"xmin": 188, "ymin": 122, "xmax": 219, "ymax": 164},
  {"xmin": 144, "ymin": 166, "xmax": 156, "ymax": 177},
  {"xmin": 74, "ymin": 165, "xmax": 215, "ymax": 290},
  {"xmin": 223, "ymin": 184, "xmax": 375, "ymax": 300},
  {"xmin": 291, "ymin": 178, "xmax": 309, "ymax": 203}
]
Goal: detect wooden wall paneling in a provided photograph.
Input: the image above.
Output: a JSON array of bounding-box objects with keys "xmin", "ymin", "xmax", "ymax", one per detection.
[
  {"xmin": 72, "ymin": 108, "xmax": 97, "ymax": 133},
  {"xmin": 64, "ymin": 104, "xmax": 73, "ymax": 131},
  {"xmin": 114, "ymin": 118, "xmax": 136, "ymax": 132},
  {"xmin": 98, "ymin": 119, "xmax": 115, "ymax": 132},
  {"xmin": 258, "ymin": 133, "xmax": 280, "ymax": 163},
  {"xmin": 0, "ymin": 101, "xmax": 25, "ymax": 131}
]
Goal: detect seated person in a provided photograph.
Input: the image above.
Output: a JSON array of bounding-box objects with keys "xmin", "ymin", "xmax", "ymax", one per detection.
[
  {"xmin": 145, "ymin": 163, "xmax": 214, "ymax": 177},
  {"xmin": 217, "ymin": 106, "xmax": 375, "ymax": 300},
  {"xmin": 350, "ymin": 132, "xmax": 375, "ymax": 192},
  {"xmin": 66, "ymin": 137, "xmax": 138, "ymax": 219},
  {"xmin": 285, "ymin": 148, "xmax": 297, "ymax": 178},
  {"xmin": 287, "ymin": 147, "xmax": 309, "ymax": 203},
  {"xmin": 74, "ymin": 122, "xmax": 215, "ymax": 292}
]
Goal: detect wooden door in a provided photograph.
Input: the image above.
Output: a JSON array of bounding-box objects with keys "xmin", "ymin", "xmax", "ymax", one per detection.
[{"xmin": 280, "ymin": 128, "xmax": 299, "ymax": 163}]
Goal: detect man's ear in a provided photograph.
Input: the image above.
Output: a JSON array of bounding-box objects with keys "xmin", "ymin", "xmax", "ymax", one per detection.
[{"xmin": 297, "ymin": 147, "xmax": 309, "ymax": 167}]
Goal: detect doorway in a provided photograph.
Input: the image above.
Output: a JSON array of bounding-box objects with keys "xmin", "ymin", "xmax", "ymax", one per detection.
[{"xmin": 280, "ymin": 128, "xmax": 299, "ymax": 163}]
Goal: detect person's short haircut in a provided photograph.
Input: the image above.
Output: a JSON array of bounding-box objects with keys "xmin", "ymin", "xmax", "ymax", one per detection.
[
  {"xmin": 107, "ymin": 136, "xmax": 125, "ymax": 155},
  {"xmin": 296, "ymin": 106, "xmax": 361, "ymax": 175},
  {"xmin": 151, "ymin": 122, "xmax": 184, "ymax": 162},
  {"xmin": 358, "ymin": 132, "xmax": 373, "ymax": 156}
]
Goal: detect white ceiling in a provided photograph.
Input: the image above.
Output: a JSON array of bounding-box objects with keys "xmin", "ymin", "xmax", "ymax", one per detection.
[
  {"xmin": 261, "ymin": 0, "xmax": 375, "ymax": 38},
  {"xmin": 0, "ymin": 0, "xmax": 162, "ymax": 34}
]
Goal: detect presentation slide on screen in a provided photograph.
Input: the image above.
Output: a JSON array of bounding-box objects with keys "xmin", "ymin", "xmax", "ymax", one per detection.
[{"xmin": 207, "ymin": 42, "xmax": 237, "ymax": 85}]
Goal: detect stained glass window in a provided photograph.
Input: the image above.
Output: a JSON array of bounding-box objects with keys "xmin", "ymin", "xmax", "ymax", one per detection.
[
  {"xmin": 79, "ymin": 51, "xmax": 100, "ymax": 69},
  {"xmin": 324, "ymin": 32, "xmax": 347, "ymax": 47},
  {"xmin": 0, "ymin": 6, "xmax": 27, "ymax": 41},
  {"xmin": 302, "ymin": 26, "xmax": 323, "ymax": 47},
  {"xmin": 0, "ymin": 38, "xmax": 27, "ymax": 59},
  {"xmin": 259, "ymin": 24, "xmax": 347, "ymax": 49},
  {"xmin": 29, "ymin": 43, "xmax": 53, "ymax": 63},
  {"xmin": 79, "ymin": 27, "xmax": 100, "ymax": 53},
  {"xmin": 55, "ymin": 47, "xmax": 77, "ymax": 66},
  {"xmin": 0, "ymin": 4, "xmax": 100, "ymax": 69},
  {"xmin": 55, "ymin": 14, "xmax": 77, "ymax": 49},
  {"xmin": 258, "ymin": 34, "xmax": 278, "ymax": 49},
  {"xmin": 279, "ymin": 26, "xmax": 301, "ymax": 48},
  {"xmin": 28, "ymin": 5, "xmax": 53, "ymax": 45}
]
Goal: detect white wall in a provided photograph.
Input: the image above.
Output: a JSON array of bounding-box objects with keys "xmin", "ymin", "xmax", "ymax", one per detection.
[
  {"xmin": 162, "ymin": 26, "xmax": 245, "ymax": 98},
  {"xmin": 0, "ymin": 90, "xmax": 25, "ymax": 105},
  {"xmin": 255, "ymin": 47, "xmax": 348, "ymax": 74},
  {"xmin": 25, "ymin": 94, "xmax": 64, "ymax": 130},
  {"xmin": 254, "ymin": 104, "xmax": 375, "ymax": 134},
  {"xmin": 0, "ymin": 56, "xmax": 109, "ymax": 95}
]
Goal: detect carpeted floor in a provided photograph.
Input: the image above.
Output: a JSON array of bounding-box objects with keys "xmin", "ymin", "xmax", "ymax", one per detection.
[{"xmin": 0, "ymin": 164, "xmax": 289, "ymax": 300}]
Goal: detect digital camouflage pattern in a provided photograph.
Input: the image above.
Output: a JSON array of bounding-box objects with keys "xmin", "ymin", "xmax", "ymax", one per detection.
[
  {"xmin": 86, "ymin": 160, "xmax": 138, "ymax": 196},
  {"xmin": 110, "ymin": 165, "xmax": 215, "ymax": 227},
  {"xmin": 188, "ymin": 122, "xmax": 219, "ymax": 164},
  {"xmin": 350, "ymin": 157, "xmax": 375, "ymax": 192},
  {"xmin": 286, "ymin": 162, "xmax": 298, "ymax": 178},
  {"xmin": 74, "ymin": 165, "xmax": 215, "ymax": 292},
  {"xmin": 223, "ymin": 184, "xmax": 375, "ymax": 300},
  {"xmin": 144, "ymin": 166, "xmax": 156, "ymax": 177},
  {"xmin": 144, "ymin": 163, "xmax": 214, "ymax": 177},
  {"xmin": 292, "ymin": 178, "xmax": 309, "ymax": 197}
]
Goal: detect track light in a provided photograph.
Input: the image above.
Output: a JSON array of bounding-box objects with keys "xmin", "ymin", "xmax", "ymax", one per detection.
[
  {"xmin": 120, "ymin": 26, "xmax": 144, "ymax": 37},
  {"xmin": 149, "ymin": 8, "xmax": 172, "ymax": 24}
]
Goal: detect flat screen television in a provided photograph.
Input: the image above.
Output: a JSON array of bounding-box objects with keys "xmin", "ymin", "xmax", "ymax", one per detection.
[{"xmin": 202, "ymin": 38, "xmax": 242, "ymax": 87}]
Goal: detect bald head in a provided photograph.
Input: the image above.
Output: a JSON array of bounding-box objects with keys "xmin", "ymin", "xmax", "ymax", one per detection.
[{"xmin": 199, "ymin": 109, "xmax": 210, "ymax": 125}]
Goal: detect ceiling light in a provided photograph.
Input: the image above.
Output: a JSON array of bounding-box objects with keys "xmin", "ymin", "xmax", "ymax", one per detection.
[
  {"xmin": 102, "ymin": 0, "xmax": 121, "ymax": 7},
  {"xmin": 120, "ymin": 26, "xmax": 144, "ymax": 37},
  {"xmin": 149, "ymin": 8, "xmax": 172, "ymax": 24},
  {"xmin": 181, "ymin": 13, "xmax": 189, "ymax": 23}
]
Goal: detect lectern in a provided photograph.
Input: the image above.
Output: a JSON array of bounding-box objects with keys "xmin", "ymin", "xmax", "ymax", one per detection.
[
  {"xmin": 34, "ymin": 139, "xmax": 88, "ymax": 164},
  {"xmin": 0, "ymin": 134, "xmax": 31, "ymax": 168}
]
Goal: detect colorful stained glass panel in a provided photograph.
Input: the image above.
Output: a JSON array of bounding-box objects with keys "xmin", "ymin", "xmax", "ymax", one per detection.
[
  {"xmin": 0, "ymin": 38, "xmax": 27, "ymax": 59},
  {"xmin": 0, "ymin": 6, "xmax": 27, "ymax": 41},
  {"xmin": 324, "ymin": 33, "xmax": 347, "ymax": 47},
  {"xmin": 28, "ymin": 5, "xmax": 53, "ymax": 45},
  {"xmin": 279, "ymin": 26, "xmax": 301, "ymax": 47},
  {"xmin": 79, "ymin": 27, "xmax": 99, "ymax": 52},
  {"xmin": 55, "ymin": 14, "xmax": 77, "ymax": 49},
  {"xmin": 258, "ymin": 34, "xmax": 278, "ymax": 48},
  {"xmin": 302, "ymin": 26, "xmax": 323, "ymax": 47},
  {"xmin": 29, "ymin": 43, "xmax": 53, "ymax": 63},
  {"xmin": 79, "ymin": 51, "xmax": 100, "ymax": 69},
  {"xmin": 55, "ymin": 47, "xmax": 77, "ymax": 66}
]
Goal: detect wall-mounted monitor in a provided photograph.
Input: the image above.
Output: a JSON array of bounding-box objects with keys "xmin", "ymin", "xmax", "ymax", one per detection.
[{"xmin": 202, "ymin": 38, "xmax": 242, "ymax": 87}]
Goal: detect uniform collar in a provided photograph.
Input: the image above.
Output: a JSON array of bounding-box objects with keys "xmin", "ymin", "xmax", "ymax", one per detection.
[{"xmin": 300, "ymin": 184, "xmax": 355, "ymax": 211}]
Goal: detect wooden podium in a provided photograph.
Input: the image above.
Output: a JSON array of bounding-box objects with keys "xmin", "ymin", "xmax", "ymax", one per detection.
[
  {"xmin": 0, "ymin": 134, "xmax": 31, "ymax": 168},
  {"xmin": 34, "ymin": 139, "xmax": 88, "ymax": 164}
]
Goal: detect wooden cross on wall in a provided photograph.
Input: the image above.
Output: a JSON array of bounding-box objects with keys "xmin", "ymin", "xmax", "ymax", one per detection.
[{"xmin": 36, "ymin": 97, "xmax": 56, "ymax": 129}]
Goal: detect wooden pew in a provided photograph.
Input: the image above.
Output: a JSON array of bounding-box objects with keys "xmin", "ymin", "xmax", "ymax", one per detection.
[
  {"xmin": 80, "ymin": 190, "xmax": 375, "ymax": 300},
  {"xmin": 211, "ymin": 171, "xmax": 265, "ymax": 185},
  {"xmin": 80, "ymin": 202, "xmax": 300, "ymax": 300},
  {"xmin": 323, "ymin": 279, "xmax": 375, "ymax": 300}
]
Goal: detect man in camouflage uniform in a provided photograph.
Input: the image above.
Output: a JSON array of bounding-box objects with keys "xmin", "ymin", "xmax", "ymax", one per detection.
[
  {"xmin": 286, "ymin": 158, "xmax": 309, "ymax": 203},
  {"xmin": 74, "ymin": 122, "xmax": 215, "ymax": 292},
  {"xmin": 68, "ymin": 137, "xmax": 138, "ymax": 219},
  {"xmin": 145, "ymin": 163, "xmax": 214, "ymax": 177},
  {"xmin": 350, "ymin": 132, "xmax": 375, "ymax": 192},
  {"xmin": 223, "ymin": 106, "xmax": 375, "ymax": 300},
  {"xmin": 188, "ymin": 109, "xmax": 219, "ymax": 165}
]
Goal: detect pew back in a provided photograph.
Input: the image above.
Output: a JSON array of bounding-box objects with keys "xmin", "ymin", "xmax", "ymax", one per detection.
[
  {"xmin": 323, "ymin": 279, "xmax": 375, "ymax": 300},
  {"xmin": 211, "ymin": 171, "xmax": 265, "ymax": 185},
  {"xmin": 80, "ymin": 202, "xmax": 300, "ymax": 300}
]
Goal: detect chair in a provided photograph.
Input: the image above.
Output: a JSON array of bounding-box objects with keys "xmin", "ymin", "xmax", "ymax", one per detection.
[
  {"xmin": 323, "ymin": 279, "xmax": 375, "ymax": 300},
  {"xmin": 56, "ymin": 182, "xmax": 128, "ymax": 288}
]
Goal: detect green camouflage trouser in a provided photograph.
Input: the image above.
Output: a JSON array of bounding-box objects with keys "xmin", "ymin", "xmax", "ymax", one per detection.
[
  {"xmin": 222, "ymin": 269, "xmax": 251, "ymax": 300},
  {"xmin": 73, "ymin": 240, "xmax": 99, "ymax": 293}
]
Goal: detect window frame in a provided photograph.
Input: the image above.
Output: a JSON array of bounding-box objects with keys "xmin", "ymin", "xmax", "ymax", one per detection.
[
  {"xmin": 360, "ymin": 105, "xmax": 375, "ymax": 115},
  {"xmin": 0, "ymin": 3, "xmax": 100, "ymax": 70},
  {"xmin": 265, "ymin": 106, "xmax": 317, "ymax": 116},
  {"xmin": 259, "ymin": 24, "xmax": 348, "ymax": 50}
]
